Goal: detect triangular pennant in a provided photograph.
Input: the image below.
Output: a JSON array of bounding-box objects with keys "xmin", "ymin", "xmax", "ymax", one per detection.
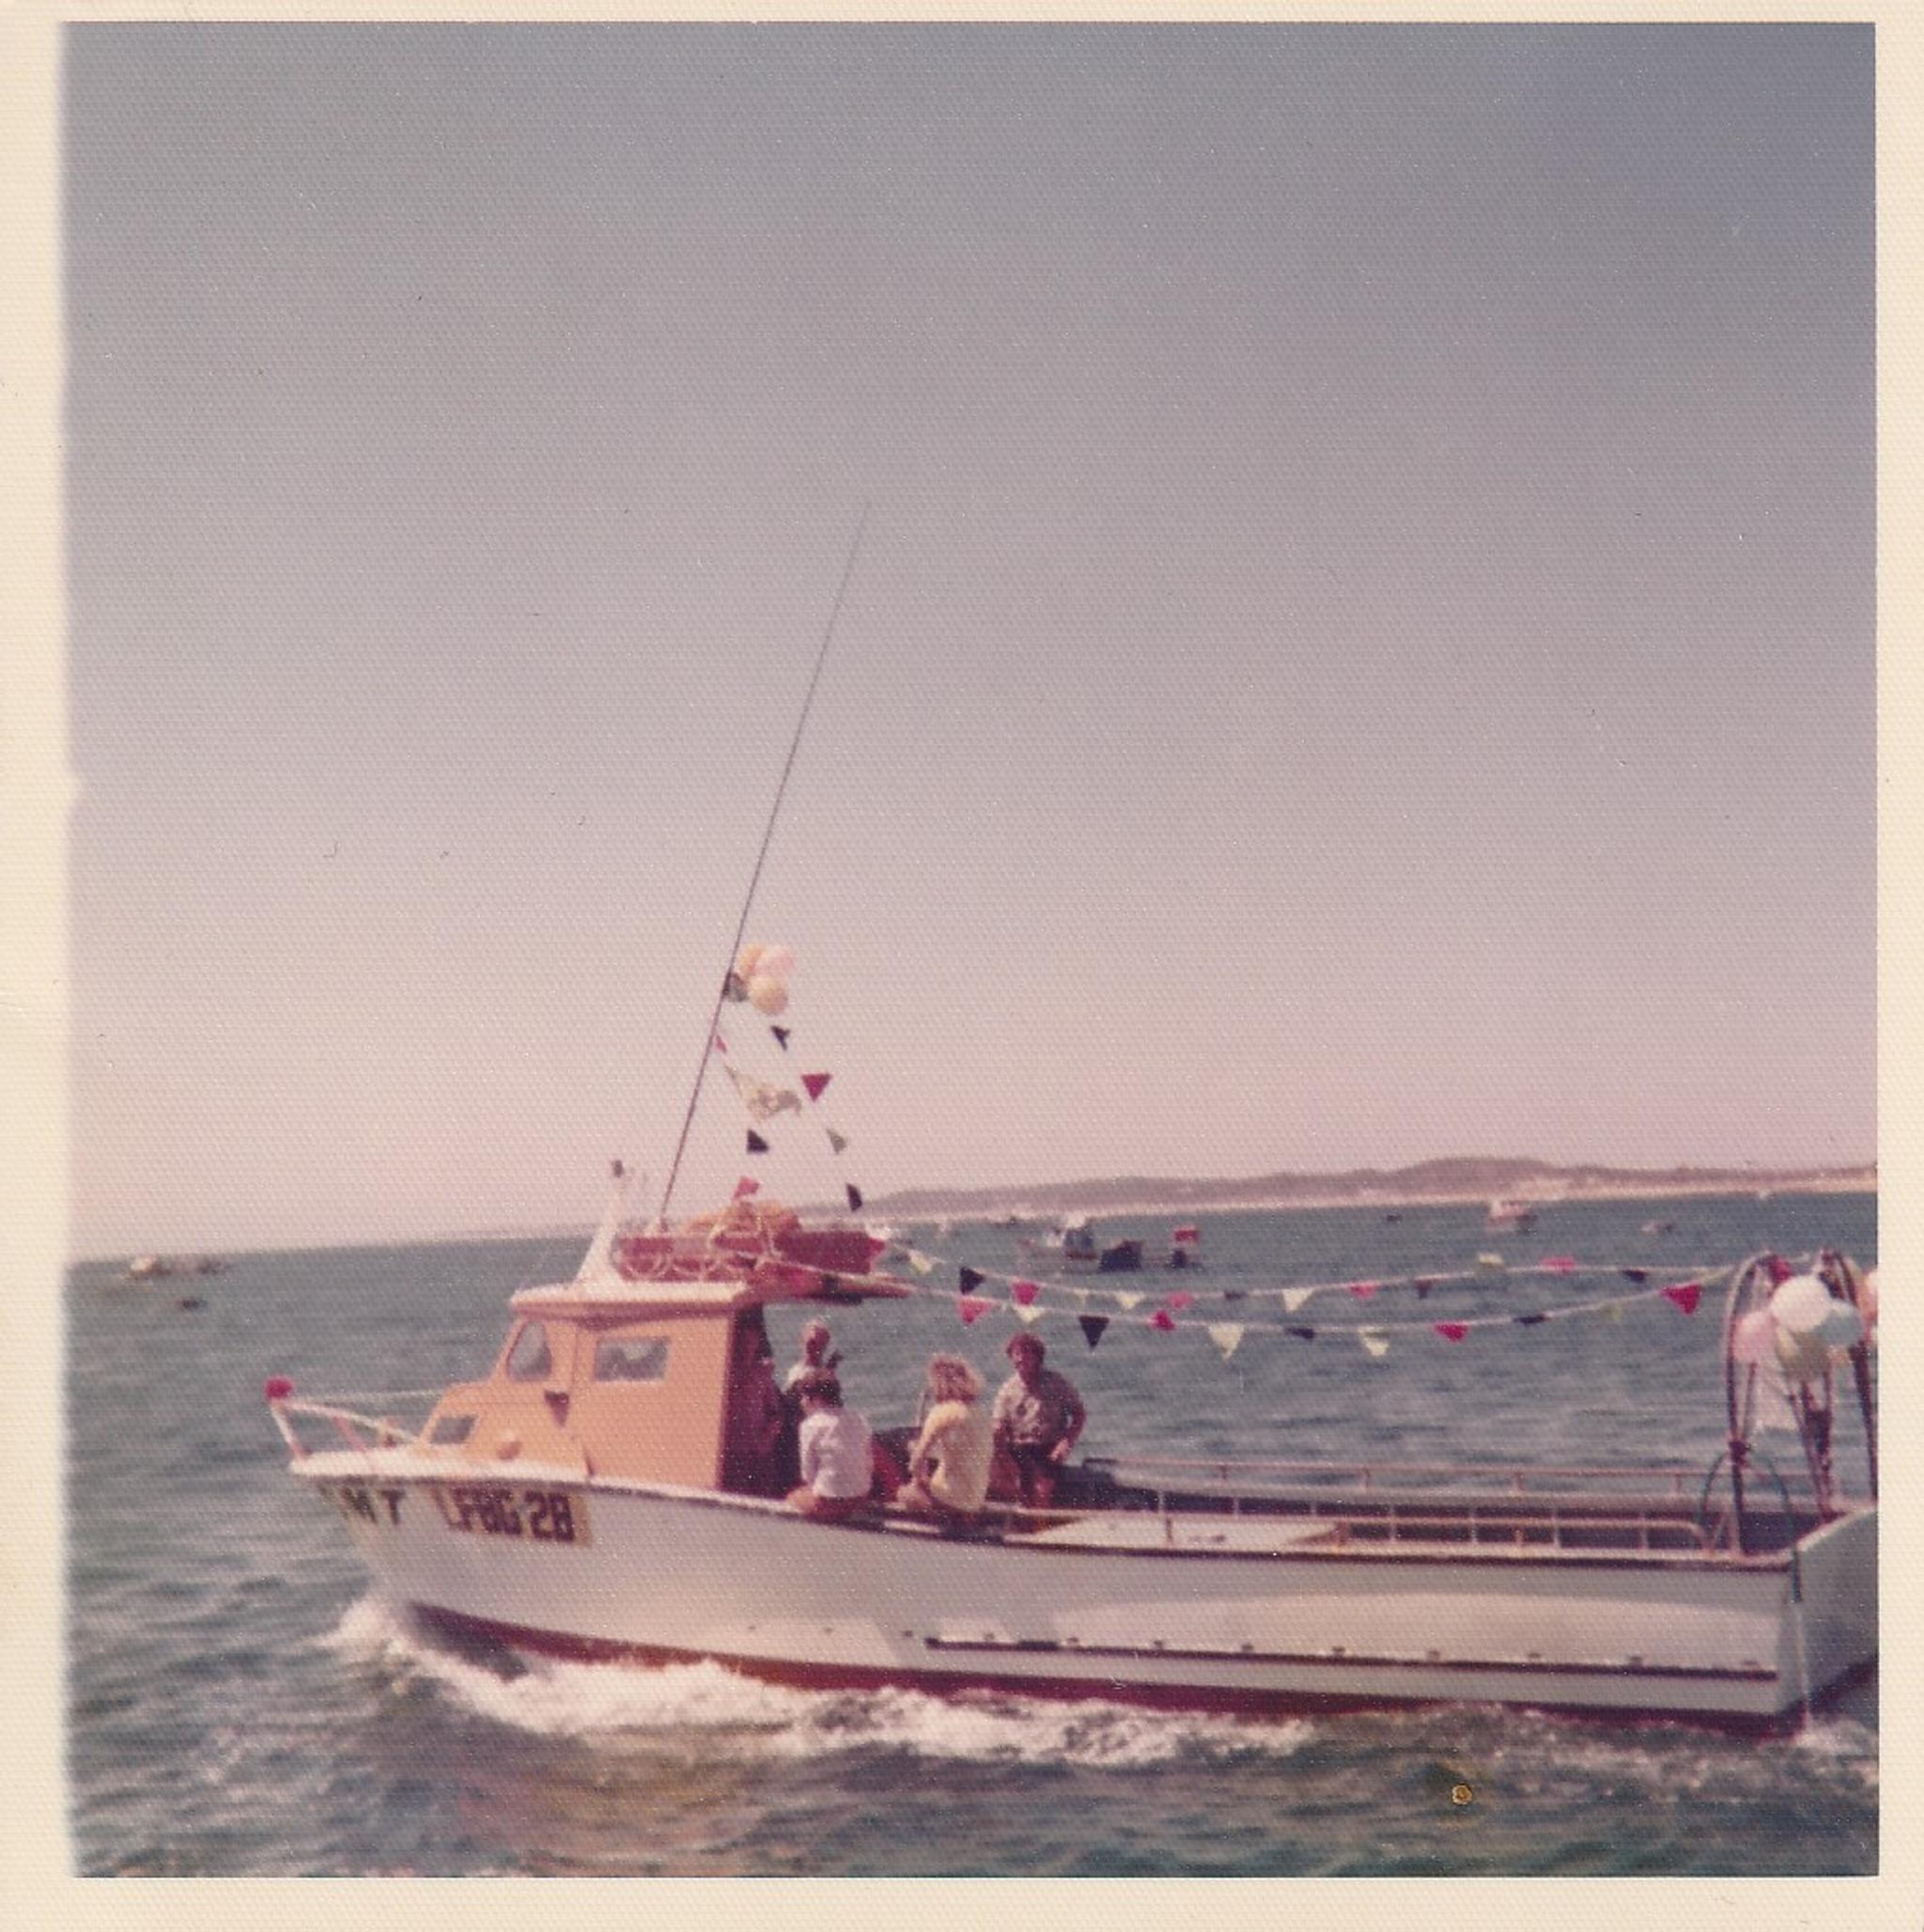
[
  {"xmin": 1078, "ymin": 1315, "xmax": 1109, "ymax": 1349},
  {"xmin": 908, "ymin": 1251, "xmax": 938, "ymax": 1277},
  {"xmin": 957, "ymin": 1296, "xmax": 992, "ymax": 1326},
  {"xmin": 845, "ymin": 1183, "xmax": 863, "ymax": 1213},
  {"xmin": 1010, "ymin": 1280, "xmax": 1040, "ymax": 1306},
  {"xmin": 1514, "ymin": 1311, "xmax": 1549, "ymax": 1327},
  {"xmin": 1164, "ymin": 1290, "xmax": 1195, "ymax": 1313},
  {"xmin": 1285, "ymin": 1325, "xmax": 1317, "ymax": 1342},
  {"xmin": 1222, "ymin": 1289, "xmax": 1247, "ymax": 1303},
  {"xmin": 769, "ymin": 1025, "xmax": 791, "ymax": 1051},
  {"xmin": 733, "ymin": 1176, "xmax": 760, "ymax": 1200},
  {"xmin": 1014, "ymin": 1302, "xmax": 1044, "ymax": 1328},
  {"xmin": 1477, "ymin": 1253, "xmax": 1504, "ymax": 1270},
  {"xmin": 1433, "ymin": 1322, "xmax": 1470, "ymax": 1344},
  {"xmin": 713, "ymin": 1034, "xmax": 729, "ymax": 1055},
  {"xmin": 1150, "ymin": 1308, "xmax": 1176, "ymax": 1332},
  {"xmin": 1114, "ymin": 1292, "xmax": 1143, "ymax": 1311},
  {"xmin": 1608, "ymin": 1303, "xmax": 1625, "ymax": 1323},
  {"xmin": 1072, "ymin": 1287, "xmax": 1092, "ymax": 1306},
  {"xmin": 1541, "ymin": 1256, "xmax": 1577, "ymax": 1275},
  {"xmin": 745, "ymin": 1130, "xmax": 770, "ymax": 1155},
  {"xmin": 1358, "ymin": 1329, "xmax": 1390, "ymax": 1358},
  {"xmin": 827, "ymin": 1129, "xmax": 850, "ymax": 1155},
  {"xmin": 1662, "ymin": 1282, "xmax": 1702, "ymax": 1315},
  {"xmin": 958, "ymin": 1266, "xmax": 986, "ymax": 1295},
  {"xmin": 1413, "ymin": 1278, "xmax": 1436, "ymax": 1300},
  {"xmin": 1282, "ymin": 1287, "xmax": 1316, "ymax": 1315},
  {"xmin": 722, "ymin": 972, "xmax": 749, "ymax": 1004},
  {"xmin": 1206, "ymin": 1323, "xmax": 1245, "ymax": 1360},
  {"xmin": 801, "ymin": 1072, "xmax": 832, "ymax": 1102},
  {"xmin": 1621, "ymin": 1268, "xmax": 1650, "ymax": 1285},
  {"xmin": 1347, "ymin": 1281, "xmax": 1378, "ymax": 1300}
]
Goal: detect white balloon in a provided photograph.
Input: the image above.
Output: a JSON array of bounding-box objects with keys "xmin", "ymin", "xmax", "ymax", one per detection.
[
  {"xmin": 1817, "ymin": 1300, "xmax": 1865, "ymax": 1351},
  {"xmin": 1769, "ymin": 1273, "xmax": 1833, "ymax": 1334},
  {"xmin": 748, "ymin": 974, "xmax": 789, "ymax": 1016},
  {"xmin": 755, "ymin": 945, "xmax": 797, "ymax": 981},
  {"xmin": 1773, "ymin": 1322, "xmax": 1832, "ymax": 1382}
]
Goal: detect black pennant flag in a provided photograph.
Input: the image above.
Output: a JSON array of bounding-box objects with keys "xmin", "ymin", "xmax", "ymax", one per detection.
[
  {"xmin": 846, "ymin": 1183, "xmax": 864, "ymax": 1213},
  {"xmin": 770, "ymin": 1025, "xmax": 791, "ymax": 1051},
  {"xmin": 1078, "ymin": 1315, "xmax": 1109, "ymax": 1350},
  {"xmin": 1621, "ymin": 1268, "xmax": 1650, "ymax": 1284},
  {"xmin": 1222, "ymin": 1289, "xmax": 1247, "ymax": 1303},
  {"xmin": 745, "ymin": 1129, "xmax": 770, "ymax": 1155},
  {"xmin": 1414, "ymin": 1278, "xmax": 1436, "ymax": 1300},
  {"xmin": 1514, "ymin": 1311, "xmax": 1549, "ymax": 1326},
  {"xmin": 958, "ymin": 1265, "xmax": 985, "ymax": 1295},
  {"xmin": 1286, "ymin": 1325, "xmax": 1317, "ymax": 1342}
]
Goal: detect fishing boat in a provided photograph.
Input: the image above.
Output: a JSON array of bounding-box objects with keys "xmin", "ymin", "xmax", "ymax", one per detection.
[
  {"xmin": 1017, "ymin": 1217, "xmax": 1144, "ymax": 1274},
  {"xmin": 267, "ymin": 521, "xmax": 1873, "ymax": 1728},
  {"xmin": 269, "ymin": 1226, "xmax": 1875, "ymax": 1728},
  {"xmin": 1485, "ymin": 1197, "xmax": 1539, "ymax": 1233}
]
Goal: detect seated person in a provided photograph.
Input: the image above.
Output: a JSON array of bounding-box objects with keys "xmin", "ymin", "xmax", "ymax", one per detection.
[
  {"xmin": 992, "ymin": 1332, "xmax": 1086, "ymax": 1508},
  {"xmin": 893, "ymin": 1354, "xmax": 992, "ymax": 1521},
  {"xmin": 784, "ymin": 1370, "xmax": 875, "ymax": 1522}
]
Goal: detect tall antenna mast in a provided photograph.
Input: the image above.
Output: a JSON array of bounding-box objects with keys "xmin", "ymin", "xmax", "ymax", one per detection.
[{"xmin": 656, "ymin": 505, "xmax": 872, "ymax": 1224}]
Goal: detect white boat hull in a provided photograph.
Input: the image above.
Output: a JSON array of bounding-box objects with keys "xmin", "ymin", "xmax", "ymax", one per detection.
[{"xmin": 295, "ymin": 1455, "xmax": 1875, "ymax": 1727}]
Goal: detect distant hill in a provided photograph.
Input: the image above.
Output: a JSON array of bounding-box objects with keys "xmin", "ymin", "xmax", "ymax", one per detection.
[{"xmin": 851, "ymin": 1158, "xmax": 1875, "ymax": 1221}]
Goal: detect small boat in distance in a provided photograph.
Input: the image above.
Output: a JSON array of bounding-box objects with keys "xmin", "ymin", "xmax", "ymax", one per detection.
[
  {"xmin": 126, "ymin": 1254, "xmax": 174, "ymax": 1281},
  {"xmin": 1019, "ymin": 1217, "xmax": 1144, "ymax": 1274},
  {"xmin": 1166, "ymin": 1225, "xmax": 1203, "ymax": 1270},
  {"xmin": 1485, "ymin": 1197, "xmax": 1539, "ymax": 1233}
]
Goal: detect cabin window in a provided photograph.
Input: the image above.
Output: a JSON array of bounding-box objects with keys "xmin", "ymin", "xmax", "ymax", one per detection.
[
  {"xmin": 594, "ymin": 1333, "xmax": 671, "ymax": 1384},
  {"xmin": 504, "ymin": 1322, "xmax": 553, "ymax": 1382},
  {"xmin": 428, "ymin": 1412, "xmax": 476, "ymax": 1445}
]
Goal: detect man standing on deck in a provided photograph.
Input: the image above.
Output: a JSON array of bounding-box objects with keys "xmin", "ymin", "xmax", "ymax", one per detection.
[{"xmin": 992, "ymin": 1332, "xmax": 1086, "ymax": 1508}]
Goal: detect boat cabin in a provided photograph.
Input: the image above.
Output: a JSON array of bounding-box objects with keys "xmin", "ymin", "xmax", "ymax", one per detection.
[{"xmin": 414, "ymin": 1202, "xmax": 907, "ymax": 1492}]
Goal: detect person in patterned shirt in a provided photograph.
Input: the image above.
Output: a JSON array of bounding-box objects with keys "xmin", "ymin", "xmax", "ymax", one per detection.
[{"xmin": 992, "ymin": 1332, "xmax": 1086, "ymax": 1507}]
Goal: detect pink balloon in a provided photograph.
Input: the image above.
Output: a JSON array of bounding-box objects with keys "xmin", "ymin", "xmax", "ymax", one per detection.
[
  {"xmin": 756, "ymin": 945, "xmax": 797, "ymax": 981},
  {"xmin": 1730, "ymin": 1308, "xmax": 1778, "ymax": 1366},
  {"xmin": 748, "ymin": 975, "xmax": 789, "ymax": 1016}
]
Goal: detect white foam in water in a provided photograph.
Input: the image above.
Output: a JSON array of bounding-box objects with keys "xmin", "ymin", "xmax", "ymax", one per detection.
[{"xmin": 320, "ymin": 1595, "xmax": 1314, "ymax": 1768}]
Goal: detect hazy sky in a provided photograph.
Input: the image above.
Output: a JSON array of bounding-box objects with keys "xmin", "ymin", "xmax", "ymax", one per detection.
[{"xmin": 63, "ymin": 23, "xmax": 1874, "ymax": 1256}]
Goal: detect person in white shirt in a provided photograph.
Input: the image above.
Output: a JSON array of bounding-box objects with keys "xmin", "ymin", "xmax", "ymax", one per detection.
[{"xmin": 785, "ymin": 1370, "xmax": 875, "ymax": 1521}]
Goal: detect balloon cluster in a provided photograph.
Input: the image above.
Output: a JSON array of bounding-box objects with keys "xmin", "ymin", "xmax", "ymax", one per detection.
[
  {"xmin": 726, "ymin": 943, "xmax": 797, "ymax": 1017},
  {"xmin": 1730, "ymin": 1269, "xmax": 1873, "ymax": 1383}
]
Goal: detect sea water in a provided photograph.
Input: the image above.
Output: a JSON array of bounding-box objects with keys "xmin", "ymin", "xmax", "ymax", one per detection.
[{"xmin": 65, "ymin": 1194, "xmax": 1877, "ymax": 1876}]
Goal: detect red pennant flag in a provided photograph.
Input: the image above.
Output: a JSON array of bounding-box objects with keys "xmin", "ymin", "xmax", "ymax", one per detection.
[
  {"xmin": 713, "ymin": 1035, "xmax": 728, "ymax": 1054},
  {"xmin": 1662, "ymin": 1282, "xmax": 1702, "ymax": 1315},
  {"xmin": 1150, "ymin": 1308, "xmax": 1176, "ymax": 1332},
  {"xmin": 733, "ymin": 1176, "xmax": 760, "ymax": 1200},
  {"xmin": 801, "ymin": 1072, "xmax": 832, "ymax": 1102},
  {"xmin": 1347, "ymin": 1281, "xmax": 1379, "ymax": 1300},
  {"xmin": 957, "ymin": 1296, "xmax": 991, "ymax": 1326},
  {"xmin": 1164, "ymin": 1290, "xmax": 1195, "ymax": 1312},
  {"xmin": 1434, "ymin": 1322, "xmax": 1470, "ymax": 1344},
  {"xmin": 1766, "ymin": 1254, "xmax": 1794, "ymax": 1285},
  {"xmin": 1541, "ymin": 1256, "xmax": 1577, "ymax": 1275},
  {"xmin": 1011, "ymin": 1279, "xmax": 1040, "ymax": 1306}
]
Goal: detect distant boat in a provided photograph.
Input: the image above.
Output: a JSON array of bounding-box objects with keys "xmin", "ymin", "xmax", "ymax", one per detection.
[
  {"xmin": 1641, "ymin": 1219, "xmax": 1677, "ymax": 1237},
  {"xmin": 1019, "ymin": 1216, "xmax": 1142, "ymax": 1274},
  {"xmin": 1485, "ymin": 1198, "xmax": 1538, "ymax": 1233},
  {"xmin": 126, "ymin": 1254, "xmax": 174, "ymax": 1282},
  {"xmin": 1165, "ymin": 1224, "xmax": 1203, "ymax": 1270}
]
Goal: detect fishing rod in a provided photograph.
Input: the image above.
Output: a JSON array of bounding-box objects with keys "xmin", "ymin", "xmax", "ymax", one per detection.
[{"xmin": 656, "ymin": 505, "xmax": 872, "ymax": 1225}]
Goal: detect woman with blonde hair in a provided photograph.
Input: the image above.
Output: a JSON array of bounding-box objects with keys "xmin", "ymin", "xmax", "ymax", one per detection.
[{"xmin": 894, "ymin": 1354, "xmax": 992, "ymax": 1520}]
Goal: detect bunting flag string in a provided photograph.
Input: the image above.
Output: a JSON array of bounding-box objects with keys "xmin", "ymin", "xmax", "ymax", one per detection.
[{"xmin": 745, "ymin": 1130, "xmax": 770, "ymax": 1156}]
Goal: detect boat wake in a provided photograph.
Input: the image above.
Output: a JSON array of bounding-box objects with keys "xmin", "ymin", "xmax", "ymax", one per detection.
[{"xmin": 321, "ymin": 1595, "xmax": 1315, "ymax": 1769}]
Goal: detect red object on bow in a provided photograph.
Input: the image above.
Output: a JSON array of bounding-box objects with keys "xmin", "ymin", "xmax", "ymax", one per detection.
[
  {"xmin": 1434, "ymin": 1322, "xmax": 1470, "ymax": 1343},
  {"xmin": 264, "ymin": 1376, "xmax": 295, "ymax": 1402},
  {"xmin": 1662, "ymin": 1282, "xmax": 1702, "ymax": 1315}
]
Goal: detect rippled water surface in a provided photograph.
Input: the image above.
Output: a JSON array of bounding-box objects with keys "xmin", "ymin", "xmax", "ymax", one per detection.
[{"xmin": 67, "ymin": 1194, "xmax": 1877, "ymax": 1876}]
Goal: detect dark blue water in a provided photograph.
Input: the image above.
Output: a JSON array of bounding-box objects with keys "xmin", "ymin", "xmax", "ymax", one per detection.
[{"xmin": 67, "ymin": 1194, "xmax": 1876, "ymax": 1876}]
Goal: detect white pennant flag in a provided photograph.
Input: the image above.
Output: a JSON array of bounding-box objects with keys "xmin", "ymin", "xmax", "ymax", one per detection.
[
  {"xmin": 1014, "ymin": 1302, "xmax": 1044, "ymax": 1327},
  {"xmin": 1282, "ymin": 1286, "xmax": 1316, "ymax": 1315},
  {"xmin": 908, "ymin": 1251, "xmax": 938, "ymax": 1277},
  {"xmin": 724, "ymin": 1063, "xmax": 804, "ymax": 1122},
  {"xmin": 1358, "ymin": 1329, "xmax": 1390, "ymax": 1359},
  {"xmin": 1206, "ymin": 1322, "xmax": 1245, "ymax": 1360},
  {"xmin": 1114, "ymin": 1292, "xmax": 1143, "ymax": 1311}
]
